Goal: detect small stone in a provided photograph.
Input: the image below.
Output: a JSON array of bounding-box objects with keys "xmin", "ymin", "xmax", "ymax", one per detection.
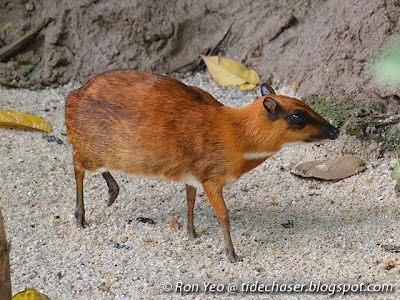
[
  {"xmin": 254, "ymin": 266, "xmax": 264, "ymax": 273},
  {"xmin": 384, "ymin": 260, "xmax": 395, "ymax": 270},
  {"xmin": 137, "ymin": 217, "xmax": 155, "ymax": 225},
  {"xmin": 168, "ymin": 218, "xmax": 182, "ymax": 229},
  {"xmin": 42, "ymin": 134, "xmax": 64, "ymax": 145},
  {"xmin": 281, "ymin": 220, "xmax": 294, "ymax": 229},
  {"xmin": 113, "ymin": 242, "xmax": 126, "ymax": 249}
]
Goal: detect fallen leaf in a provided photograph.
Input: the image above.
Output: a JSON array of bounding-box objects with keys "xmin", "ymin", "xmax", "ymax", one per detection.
[
  {"xmin": 0, "ymin": 111, "xmax": 51, "ymax": 132},
  {"xmin": 237, "ymin": 83, "xmax": 257, "ymax": 91},
  {"xmin": 243, "ymin": 69, "xmax": 260, "ymax": 85},
  {"xmin": 12, "ymin": 290, "xmax": 49, "ymax": 300},
  {"xmin": 290, "ymin": 156, "xmax": 366, "ymax": 180},
  {"xmin": 200, "ymin": 55, "xmax": 246, "ymax": 85},
  {"xmin": 200, "ymin": 55, "xmax": 259, "ymax": 90}
]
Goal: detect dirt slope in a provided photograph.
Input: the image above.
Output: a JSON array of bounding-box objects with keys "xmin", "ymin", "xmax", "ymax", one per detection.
[{"xmin": 0, "ymin": 0, "xmax": 399, "ymax": 97}]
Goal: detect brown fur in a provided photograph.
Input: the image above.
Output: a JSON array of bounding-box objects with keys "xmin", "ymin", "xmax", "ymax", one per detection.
[{"xmin": 65, "ymin": 70, "xmax": 339, "ymax": 263}]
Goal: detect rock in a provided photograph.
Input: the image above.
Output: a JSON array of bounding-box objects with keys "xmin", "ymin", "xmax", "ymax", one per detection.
[
  {"xmin": 384, "ymin": 260, "xmax": 395, "ymax": 270},
  {"xmin": 168, "ymin": 218, "xmax": 182, "ymax": 229},
  {"xmin": 137, "ymin": 217, "xmax": 155, "ymax": 225}
]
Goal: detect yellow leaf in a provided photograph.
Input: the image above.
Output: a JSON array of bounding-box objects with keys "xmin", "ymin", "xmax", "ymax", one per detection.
[
  {"xmin": 12, "ymin": 289, "xmax": 49, "ymax": 300},
  {"xmin": 200, "ymin": 55, "xmax": 246, "ymax": 86},
  {"xmin": 200, "ymin": 55, "xmax": 260, "ymax": 87},
  {"xmin": 244, "ymin": 70, "xmax": 260, "ymax": 85},
  {"xmin": 237, "ymin": 83, "xmax": 257, "ymax": 91},
  {"xmin": 0, "ymin": 111, "xmax": 52, "ymax": 133}
]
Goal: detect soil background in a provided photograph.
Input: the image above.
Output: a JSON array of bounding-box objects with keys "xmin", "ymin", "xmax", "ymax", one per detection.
[{"xmin": 0, "ymin": 0, "xmax": 399, "ymax": 98}]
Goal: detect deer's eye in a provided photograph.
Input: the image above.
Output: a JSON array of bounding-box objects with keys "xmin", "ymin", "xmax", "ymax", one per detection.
[{"xmin": 290, "ymin": 112, "xmax": 304, "ymax": 124}]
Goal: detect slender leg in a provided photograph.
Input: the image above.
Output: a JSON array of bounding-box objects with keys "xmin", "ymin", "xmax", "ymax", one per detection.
[
  {"xmin": 74, "ymin": 165, "xmax": 87, "ymax": 228},
  {"xmin": 102, "ymin": 171, "xmax": 119, "ymax": 206},
  {"xmin": 185, "ymin": 184, "xmax": 198, "ymax": 240},
  {"xmin": 203, "ymin": 183, "xmax": 240, "ymax": 263}
]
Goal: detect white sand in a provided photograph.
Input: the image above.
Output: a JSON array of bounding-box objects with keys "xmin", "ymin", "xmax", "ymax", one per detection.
[{"xmin": 0, "ymin": 72, "xmax": 399, "ymax": 299}]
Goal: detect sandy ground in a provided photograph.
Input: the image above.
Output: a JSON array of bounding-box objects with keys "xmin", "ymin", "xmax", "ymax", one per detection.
[{"xmin": 1, "ymin": 72, "xmax": 400, "ymax": 299}]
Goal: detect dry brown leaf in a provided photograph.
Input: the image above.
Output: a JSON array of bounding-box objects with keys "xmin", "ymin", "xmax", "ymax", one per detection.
[{"xmin": 290, "ymin": 156, "xmax": 366, "ymax": 180}]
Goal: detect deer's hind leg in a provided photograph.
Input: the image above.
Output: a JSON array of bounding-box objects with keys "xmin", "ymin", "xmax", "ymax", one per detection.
[{"xmin": 102, "ymin": 171, "xmax": 120, "ymax": 206}]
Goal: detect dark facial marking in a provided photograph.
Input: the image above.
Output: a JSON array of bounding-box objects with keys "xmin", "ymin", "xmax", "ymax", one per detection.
[
  {"xmin": 290, "ymin": 112, "xmax": 305, "ymax": 124},
  {"xmin": 285, "ymin": 110, "xmax": 310, "ymax": 129}
]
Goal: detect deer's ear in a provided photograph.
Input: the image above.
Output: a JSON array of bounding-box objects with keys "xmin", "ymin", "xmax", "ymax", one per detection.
[
  {"xmin": 261, "ymin": 83, "xmax": 276, "ymax": 96},
  {"xmin": 263, "ymin": 97, "xmax": 285, "ymax": 122}
]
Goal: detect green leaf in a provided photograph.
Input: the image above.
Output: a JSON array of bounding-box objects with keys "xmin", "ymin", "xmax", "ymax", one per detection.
[
  {"xmin": 374, "ymin": 36, "xmax": 400, "ymax": 85},
  {"xmin": 391, "ymin": 154, "xmax": 400, "ymax": 180}
]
